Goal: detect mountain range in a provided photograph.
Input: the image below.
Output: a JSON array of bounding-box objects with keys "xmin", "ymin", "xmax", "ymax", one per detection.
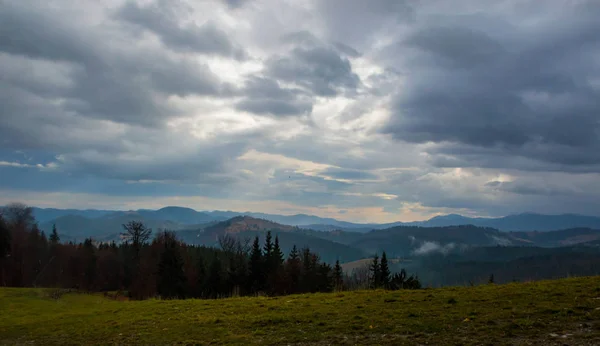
[
  {"xmin": 29, "ymin": 206, "xmax": 600, "ymax": 235},
  {"xmin": 6, "ymin": 205, "xmax": 600, "ymax": 286}
]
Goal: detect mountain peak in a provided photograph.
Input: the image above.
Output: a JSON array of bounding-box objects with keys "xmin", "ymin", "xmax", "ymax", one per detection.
[{"xmin": 205, "ymin": 216, "xmax": 297, "ymax": 236}]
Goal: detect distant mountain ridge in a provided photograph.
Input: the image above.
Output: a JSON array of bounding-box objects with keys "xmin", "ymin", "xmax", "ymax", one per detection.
[{"xmin": 25, "ymin": 206, "xmax": 600, "ymax": 234}]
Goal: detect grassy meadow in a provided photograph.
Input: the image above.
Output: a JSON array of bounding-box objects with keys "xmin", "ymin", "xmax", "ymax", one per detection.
[{"xmin": 2, "ymin": 277, "xmax": 600, "ymax": 345}]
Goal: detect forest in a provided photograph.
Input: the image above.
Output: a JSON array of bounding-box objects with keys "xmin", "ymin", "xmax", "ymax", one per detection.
[{"xmin": 0, "ymin": 204, "xmax": 419, "ymax": 299}]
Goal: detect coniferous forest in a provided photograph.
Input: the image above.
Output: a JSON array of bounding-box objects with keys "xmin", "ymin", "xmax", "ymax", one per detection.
[{"xmin": 0, "ymin": 204, "xmax": 419, "ymax": 299}]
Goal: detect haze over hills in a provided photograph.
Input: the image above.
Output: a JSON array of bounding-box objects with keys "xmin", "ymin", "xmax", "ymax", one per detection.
[{"xmin": 29, "ymin": 206, "xmax": 600, "ymax": 235}]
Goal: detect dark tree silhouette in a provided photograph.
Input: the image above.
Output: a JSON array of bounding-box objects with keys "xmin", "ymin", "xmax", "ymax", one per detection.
[
  {"xmin": 285, "ymin": 245, "xmax": 301, "ymax": 294},
  {"xmin": 196, "ymin": 256, "xmax": 207, "ymax": 298},
  {"xmin": 206, "ymin": 254, "xmax": 223, "ymax": 299},
  {"xmin": 369, "ymin": 254, "xmax": 381, "ymax": 289},
  {"xmin": 333, "ymin": 259, "xmax": 343, "ymax": 290},
  {"xmin": 49, "ymin": 224, "xmax": 60, "ymax": 244},
  {"xmin": 3, "ymin": 203, "xmax": 35, "ymax": 230},
  {"xmin": 121, "ymin": 221, "xmax": 152, "ymax": 259},
  {"xmin": 380, "ymin": 252, "xmax": 391, "ymax": 288},
  {"xmin": 248, "ymin": 236, "xmax": 263, "ymax": 293},
  {"xmin": 156, "ymin": 231, "xmax": 187, "ymax": 299},
  {"xmin": 263, "ymin": 231, "xmax": 273, "ymax": 265},
  {"xmin": 272, "ymin": 235, "xmax": 284, "ymax": 268},
  {"xmin": 0, "ymin": 215, "xmax": 10, "ymax": 259}
]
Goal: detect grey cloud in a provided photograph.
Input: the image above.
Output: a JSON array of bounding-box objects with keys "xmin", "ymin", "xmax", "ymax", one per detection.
[
  {"xmin": 266, "ymin": 45, "xmax": 361, "ymax": 97},
  {"xmin": 321, "ymin": 168, "xmax": 379, "ymax": 181},
  {"xmin": 404, "ymin": 26, "xmax": 505, "ymax": 68},
  {"xmin": 236, "ymin": 99, "xmax": 312, "ymax": 117},
  {"xmin": 0, "ymin": 3, "xmax": 95, "ymax": 63},
  {"xmin": 234, "ymin": 76, "xmax": 313, "ymax": 116},
  {"xmin": 317, "ymin": 0, "xmax": 414, "ymax": 50},
  {"xmin": 115, "ymin": 1, "xmax": 245, "ymax": 59},
  {"xmin": 332, "ymin": 42, "xmax": 361, "ymax": 58},
  {"xmin": 485, "ymin": 180, "xmax": 580, "ymax": 197},
  {"xmin": 383, "ymin": 4, "xmax": 600, "ymax": 172},
  {"xmin": 222, "ymin": 0, "xmax": 248, "ymax": 9},
  {"xmin": 0, "ymin": 1, "xmax": 229, "ymax": 132}
]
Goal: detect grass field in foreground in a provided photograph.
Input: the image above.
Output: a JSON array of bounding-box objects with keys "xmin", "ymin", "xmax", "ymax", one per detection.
[{"xmin": 1, "ymin": 277, "xmax": 600, "ymax": 345}]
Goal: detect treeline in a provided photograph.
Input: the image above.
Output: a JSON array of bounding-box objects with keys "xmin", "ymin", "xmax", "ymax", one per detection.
[{"xmin": 0, "ymin": 204, "xmax": 420, "ymax": 299}]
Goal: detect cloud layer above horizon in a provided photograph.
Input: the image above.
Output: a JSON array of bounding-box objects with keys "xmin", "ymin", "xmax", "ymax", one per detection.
[{"xmin": 1, "ymin": 0, "xmax": 600, "ymax": 222}]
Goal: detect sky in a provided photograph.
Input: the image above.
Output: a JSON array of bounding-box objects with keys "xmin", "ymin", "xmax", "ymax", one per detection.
[{"xmin": 1, "ymin": 0, "xmax": 600, "ymax": 223}]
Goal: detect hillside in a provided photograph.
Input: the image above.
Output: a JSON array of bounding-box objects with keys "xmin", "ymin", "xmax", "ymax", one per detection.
[
  {"xmin": 203, "ymin": 215, "xmax": 298, "ymax": 236},
  {"xmin": 175, "ymin": 217, "xmax": 367, "ymax": 263},
  {"xmin": 509, "ymin": 228, "xmax": 600, "ymax": 247},
  {"xmin": 349, "ymin": 225, "xmax": 528, "ymax": 257},
  {"xmin": 2, "ymin": 277, "xmax": 600, "ymax": 345}
]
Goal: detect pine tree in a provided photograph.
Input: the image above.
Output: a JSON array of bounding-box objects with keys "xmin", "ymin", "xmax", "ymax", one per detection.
[
  {"xmin": 333, "ymin": 259, "xmax": 343, "ymax": 290},
  {"xmin": 156, "ymin": 232, "xmax": 187, "ymax": 299},
  {"xmin": 248, "ymin": 236, "xmax": 263, "ymax": 293},
  {"xmin": 206, "ymin": 254, "xmax": 223, "ymax": 299},
  {"xmin": 49, "ymin": 224, "xmax": 60, "ymax": 244},
  {"xmin": 380, "ymin": 252, "xmax": 391, "ymax": 289},
  {"xmin": 286, "ymin": 245, "xmax": 301, "ymax": 294},
  {"xmin": 369, "ymin": 254, "xmax": 381, "ymax": 289},
  {"xmin": 272, "ymin": 235, "xmax": 284, "ymax": 268},
  {"xmin": 82, "ymin": 238, "xmax": 97, "ymax": 290},
  {"xmin": 301, "ymin": 247, "xmax": 315, "ymax": 292},
  {"xmin": 196, "ymin": 256, "xmax": 206, "ymax": 298},
  {"xmin": 263, "ymin": 231, "xmax": 273, "ymax": 265},
  {"xmin": 0, "ymin": 215, "xmax": 10, "ymax": 258},
  {"xmin": 267, "ymin": 235, "xmax": 285, "ymax": 294}
]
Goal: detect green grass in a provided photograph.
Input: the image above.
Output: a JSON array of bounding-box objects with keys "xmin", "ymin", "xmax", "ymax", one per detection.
[{"xmin": 2, "ymin": 277, "xmax": 600, "ymax": 345}]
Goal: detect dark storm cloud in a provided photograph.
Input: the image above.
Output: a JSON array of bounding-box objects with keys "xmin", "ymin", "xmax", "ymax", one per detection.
[
  {"xmin": 234, "ymin": 76, "xmax": 313, "ymax": 116},
  {"xmin": 265, "ymin": 43, "xmax": 361, "ymax": 97},
  {"xmin": 115, "ymin": 1, "xmax": 246, "ymax": 59},
  {"xmin": 383, "ymin": 3, "xmax": 600, "ymax": 172},
  {"xmin": 235, "ymin": 32, "xmax": 362, "ymax": 116}
]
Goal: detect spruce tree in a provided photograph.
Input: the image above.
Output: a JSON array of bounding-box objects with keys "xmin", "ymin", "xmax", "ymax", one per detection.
[
  {"xmin": 369, "ymin": 254, "xmax": 381, "ymax": 289},
  {"xmin": 380, "ymin": 252, "xmax": 391, "ymax": 289},
  {"xmin": 286, "ymin": 245, "xmax": 301, "ymax": 294},
  {"xmin": 206, "ymin": 254, "xmax": 223, "ymax": 299},
  {"xmin": 196, "ymin": 256, "xmax": 206, "ymax": 298},
  {"xmin": 333, "ymin": 259, "xmax": 343, "ymax": 290},
  {"xmin": 82, "ymin": 238, "xmax": 97, "ymax": 290},
  {"xmin": 0, "ymin": 215, "xmax": 10, "ymax": 258},
  {"xmin": 272, "ymin": 235, "xmax": 284, "ymax": 268},
  {"xmin": 248, "ymin": 236, "xmax": 263, "ymax": 293},
  {"xmin": 156, "ymin": 232, "xmax": 187, "ymax": 299},
  {"xmin": 49, "ymin": 224, "xmax": 60, "ymax": 244},
  {"xmin": 263, "ymin": 231, "xmax": 273, "ymax": 266},
  {"xmin": 267, "ymin": 235, "xmax": 285, "ymax": 294}
]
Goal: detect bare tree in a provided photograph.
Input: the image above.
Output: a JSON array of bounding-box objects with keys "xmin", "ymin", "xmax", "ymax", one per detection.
[
  {"xmin": 218, "ymin": 234, "xmax": 238, "ymax": 253},
  {"xmin": 218, "ymin": 234, "xmax": 251, "ymax": 256},
  {"xmin": 121, "ymin": 221, "xmax": 152, "ymax": 259},
  {"xmin": 3, "ymin": 203, "xmax": 35, "ymax": 230}
]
